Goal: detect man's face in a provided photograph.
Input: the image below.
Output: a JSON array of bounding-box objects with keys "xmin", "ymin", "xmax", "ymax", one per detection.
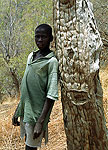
[{"xmin": 35, "ymin": 27, "xmax": 51, "ymax": 51}]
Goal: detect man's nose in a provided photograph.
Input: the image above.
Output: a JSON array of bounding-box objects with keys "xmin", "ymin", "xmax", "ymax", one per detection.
[{"xmin": 38, "ymin": 36, "xmax": 42, "ymax": 41}]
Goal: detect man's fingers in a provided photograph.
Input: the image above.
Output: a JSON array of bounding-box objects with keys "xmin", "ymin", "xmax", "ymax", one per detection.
[
  {"xmin": 14, "ymin": 123, "xmax": 18, "ymax": 126},
  {"xmin": 33, "ymin": 133, "xmax": 36, "ymax": 139},
  {"xmin": 17, "ymin": 121, "xmax": 20, "ymax": 126},
  {"xmin": 12, "ymin": 117, "xmax": 20, "ymax": 126},
  {"xmin": 33, "ymin": 133, "xmax": 37, "ymax": 139},
  {"xmin": 12, "ymin": 117, "xmax": 15, "ymax": 125},
  {"xmin": 33, "ymin": 132, "xmax": 40, "ymax": 139}
]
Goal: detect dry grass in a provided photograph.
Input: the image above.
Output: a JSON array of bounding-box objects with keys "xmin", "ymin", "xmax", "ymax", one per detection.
[
  {"xmin": 0, "ymin": 101, "xmax": 25, "ymax": 150},
  {"xmin": 100, "ymin": 65, "xmax": 108, "ymax": 99},
  {"xmin": 0, "ymin": 98, "xmax": 67, "ymax": 150},
  {"xmin": 100, "ymin": 65, "xmax": 108, "ymax": 125},
  {"xmin": 0, "ymin": 65, "xmax": 108, "ymax": 150}
]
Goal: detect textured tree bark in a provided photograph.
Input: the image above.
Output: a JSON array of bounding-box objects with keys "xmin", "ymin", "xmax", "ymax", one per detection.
[{"xmin": 53, "ymin": 0, "xmax": 108, "ymax": 149}]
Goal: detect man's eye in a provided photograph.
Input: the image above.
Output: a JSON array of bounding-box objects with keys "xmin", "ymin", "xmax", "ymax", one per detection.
[
  {"xmin": 35, "ymin": 35, "xmax": 39, "ymax": 38},
  {"xmin": 35, "ymin": 35, "xmax": 47, "ymax": 39},
  {"xmin": 42, "ymin": 35, "xmax": 47, "ymax": 39}
]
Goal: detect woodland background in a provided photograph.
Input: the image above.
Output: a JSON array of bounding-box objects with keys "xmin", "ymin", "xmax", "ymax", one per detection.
[
  {"xmin": 0, "ymin": 0, "xmax": 108, "ymax": 102},
  {"xmin": 0, "ymin": 0, "xmax": 108, "ymax": 150}
]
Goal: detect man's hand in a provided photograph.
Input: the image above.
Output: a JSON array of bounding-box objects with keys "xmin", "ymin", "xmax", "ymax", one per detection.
[
  {"xmin": 33, "ymin": 122, "xmax": 43, "ymax": 139},
  {"xmin": 12, "ymin": 103, "xmax": 20, "ymax": 126},
  {"xmin": 12, "ymin": 115, "xmax": 20, "ymax": 126}
]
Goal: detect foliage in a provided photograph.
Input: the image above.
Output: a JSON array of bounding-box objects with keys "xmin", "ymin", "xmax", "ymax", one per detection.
[{"xmin": 0, "ymin": 0, "xmax": 53, "ymax": 100}]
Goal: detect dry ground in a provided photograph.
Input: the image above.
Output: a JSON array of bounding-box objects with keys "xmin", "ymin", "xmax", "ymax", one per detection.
[
  {"xmin": 0, "ymin": 65, "xmax": 108, "ymax": 150},
  {"xmin": 0, "ymin": 97, "xmax": 67, "ymax": 150}
]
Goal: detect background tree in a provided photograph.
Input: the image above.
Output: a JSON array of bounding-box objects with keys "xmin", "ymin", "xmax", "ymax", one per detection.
[
  {"xmin": 91, "ymin": 0, "xmax": 108, "ymax": 66},
  {"xmin": 53, "ymin": 0, "xmax": 108, "ymax": 149},
  {"xmin": 0, "ymin": 0, "xmax": 28, "ymax": 99},
  {"xmin": 0, "ymin": 0, "xmax": 53, "ymax": 101}
]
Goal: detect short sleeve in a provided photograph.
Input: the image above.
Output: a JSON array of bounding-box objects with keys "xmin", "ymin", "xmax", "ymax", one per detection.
[{"xmin": 47, "ymin": 57, "xmax": 58, "ymax": 101}]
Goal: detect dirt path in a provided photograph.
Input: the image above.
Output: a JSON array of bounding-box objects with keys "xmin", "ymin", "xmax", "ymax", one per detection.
[{"xmin": 0, "ymin": 103, "xmax": 14, "ymax": 120}]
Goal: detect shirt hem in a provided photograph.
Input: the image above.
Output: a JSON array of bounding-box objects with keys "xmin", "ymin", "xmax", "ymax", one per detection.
[{"xmin": 47, "ymin": 95, "xmax": 58, "ymax": 101}]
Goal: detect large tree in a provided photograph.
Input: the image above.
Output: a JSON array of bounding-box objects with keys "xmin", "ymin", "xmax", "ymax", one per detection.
[{"xmin": 53, "ymin": 0, "xmax": 108, "ymax": 149}]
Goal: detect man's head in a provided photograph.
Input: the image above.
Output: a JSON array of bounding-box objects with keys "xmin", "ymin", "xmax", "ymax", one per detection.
[{"xmin": 35, "ymin": 24, "xmax": 53, "ymax": 51}]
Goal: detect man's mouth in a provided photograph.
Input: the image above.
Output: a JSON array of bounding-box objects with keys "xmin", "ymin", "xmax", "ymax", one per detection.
[{"xmin": 37, "ymin": 43, "xmax": 43, "ymax": 47}]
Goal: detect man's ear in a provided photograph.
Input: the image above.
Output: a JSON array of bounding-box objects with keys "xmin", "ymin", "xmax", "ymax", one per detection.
[{"xmin": 50, "ymin": 35, "xmax": 53, "ymax": 42}]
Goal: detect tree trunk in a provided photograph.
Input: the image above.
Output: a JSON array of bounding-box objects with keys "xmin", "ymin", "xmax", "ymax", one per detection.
[
  {"xmin": 3, "ymin": 57, "xmax": 20, "ymax": 100},
  {"xmin": 53, "ymin": 0, "xmax": 108, "ymax": 149},
  {"xmin": 9, "ymin": 68, "xmax": 20, "ymax": 100}
]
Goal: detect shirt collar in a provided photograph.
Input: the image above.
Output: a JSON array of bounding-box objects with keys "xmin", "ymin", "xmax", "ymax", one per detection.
[
  {"xmin": 28, "ymin": 51, "xmax": 55, "ymax": 65},
  {"xmin": 33, "ymin": 50, "xmax": 55, "ymax": 59}
]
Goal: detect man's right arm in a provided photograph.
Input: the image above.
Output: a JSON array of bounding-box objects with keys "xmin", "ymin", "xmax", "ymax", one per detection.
[{"xmin": 12, "ymin": 103, "xmax": 20, "ymax": 126}]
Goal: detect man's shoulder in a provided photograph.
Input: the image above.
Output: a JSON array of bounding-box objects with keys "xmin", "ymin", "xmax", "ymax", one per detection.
[
  {"xmin": 49, "ymin": 55, "xmax": 58, "ymax": 64},
  {"xmin": 28, "ymin": 52, "xmax": 33, "ymax": 60},
  {"xmin": 26, "ymin": 52, "xmax": 33, "ymax": 63},
  {"xmin": 48, "ymin": 56, "xmax": 58, "ymax": 70}
]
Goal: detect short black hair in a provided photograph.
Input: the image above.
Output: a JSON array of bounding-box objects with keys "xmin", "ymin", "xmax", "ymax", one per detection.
[{"xmin": 35, "ymin": 24, "xmax": 52, "ymax": 37}]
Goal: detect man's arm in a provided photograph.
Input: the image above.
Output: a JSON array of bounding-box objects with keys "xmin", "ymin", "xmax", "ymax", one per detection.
[
  {"xmin": 33, "ymin": 57, "xmax": 58, "ymax": 139},
  {"xmin": 12, "ymin": 103, "xmax": 20, "ymax": 126},
  {"xmin": 33, "ymin": 98, "xmax": 54, "ymax": 139}
]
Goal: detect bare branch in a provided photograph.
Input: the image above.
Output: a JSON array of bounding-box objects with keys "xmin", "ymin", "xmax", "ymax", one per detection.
[{"xmin": 102, "ymin": 38, "xmax": 108, "ymax": 43}]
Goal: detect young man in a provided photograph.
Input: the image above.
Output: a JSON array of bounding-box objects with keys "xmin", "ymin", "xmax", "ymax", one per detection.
[{"xmin": 12, "ymin": 24, "xmax": 58, "ymax": 150}]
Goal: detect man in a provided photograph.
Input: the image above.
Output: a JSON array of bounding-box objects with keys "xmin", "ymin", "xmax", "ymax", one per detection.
[{"xmin": 12, "ymin": 24, "xmax": 58, "ymax": 150}]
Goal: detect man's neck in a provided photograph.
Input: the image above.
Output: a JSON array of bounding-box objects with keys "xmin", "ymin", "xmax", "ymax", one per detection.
[
  {"xmin": 33, "ymin": 48, "xmax": 51, "ymax": 61},
  {"xmin": 39, "ymin": 48, "xmax": 51, "ymax": 56}
]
